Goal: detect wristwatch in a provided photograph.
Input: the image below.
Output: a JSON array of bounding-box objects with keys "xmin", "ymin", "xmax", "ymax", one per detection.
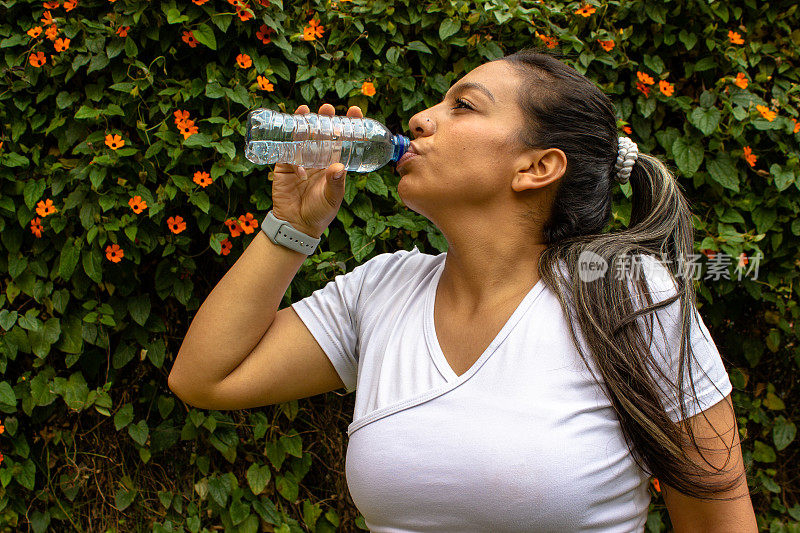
[{"xmin": 261, "ymin": 210, "xmax": 321, "ymax": 255}]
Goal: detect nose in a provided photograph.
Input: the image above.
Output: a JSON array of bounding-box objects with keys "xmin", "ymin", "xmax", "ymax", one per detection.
[{"xmin": 408, "ymin": 114, "xmax": 434, "ymax": 139}]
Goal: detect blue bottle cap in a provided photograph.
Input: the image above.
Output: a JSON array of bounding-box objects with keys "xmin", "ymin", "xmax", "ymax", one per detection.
[{"xmin": 391, "ymin": 135, "xmax": 410, "ymax": 162}]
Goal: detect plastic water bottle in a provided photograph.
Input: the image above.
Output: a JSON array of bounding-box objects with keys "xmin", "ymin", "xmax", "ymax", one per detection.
[{"xmin": 244, "ymin": 108, "xmax": 410, "ymax": 172}]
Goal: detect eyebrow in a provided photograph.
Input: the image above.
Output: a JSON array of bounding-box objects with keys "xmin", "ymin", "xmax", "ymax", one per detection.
[{"xmin": 446, "ymin": 81, "xmax": 496, "ymax": 104}]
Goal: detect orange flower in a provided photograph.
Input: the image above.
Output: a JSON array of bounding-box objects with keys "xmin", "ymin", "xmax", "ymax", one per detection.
[
  {"xmin": 256, "ymin": 75, "xmax": 273, "ymax": 91},
  {"xmin": 128, "ymin": 195, "xmax": 147, "ymax": 214},
  {"xmin": 54, "ymin": 37, "xmax": 70, "ymax": 52},
  {"xmin": 361, "ymin": 81, "xmax": 376, "ymax": 97},
  {"xmin": 258, "ymin": 0, "xmax": 270, "ymax": 6},
  {"xmin": 167, "ymin": 215, "xmax": 187, "ymax": 234},
  {"xmin": 622, "ymin": 125, "xmax": 632, "ymax": 135},
  {"xmin": 635, "ymin": 81, "xmax": 650, "ymax": 97},
  {"xmin": 303, "ymin": 19, "xmax": 324, "ymax": 40},
  {"xmin": 575, "ymin": 4, "xmax": 596, "ymax": 17},
  {"xmin": 116, "ymin": 26, "xmax": 130, "ymax": 37},
  {"xmin": 733, "ymin": 72, "xmax": 748, "ymax": 89},
  {"xmin": 535, "ymin": 31, "xmax": 558, "ymax": 49},
  {"xmin": 178, "ymin": 119, "xmax": 198, "ymax": 139},
  {"xmin": 220, "ymin": 238, "xmax": 233, "ymax": 255},
  {"xmin": 728, "ymin": 30, "xmax": 744, "ymax": 45},
  {"xmin": 45, "ymin": 25, "xmax": 59, "ymax": 40},
  {"xmin": 225, "ymin": 218, "xmax": 243, "ymax": 237},
  {"xmin": 36, "ymin": 198, "xmax": 58, "ymax": 217},
  {"xmin": 182, "ymin": 30, "xmax": 198, "ymax": 48},
  {"xmin": 27, "ymin": 26, "xmax": 42, "ymax": 38},
  {"xmin": 792, "ymin": 118, "xmax": 800, "ymax": 134},
  {"xmin": 756, "ymin": 104, "xmax": 777, "ymax": 122},
  {"xmin": 237, "ymin": 4, "xmax": 254, "ymax": 21},
  {"xmin": 238, "ymin": 213, "xmax": 258, "ymax": 234},
  {"xmin": 63, "ymin": 0, "xmax": 78, "ymax": 11},
  {"xmin": 236, "ymin": 53, "xmax": 252, "ymax": 68},
  {"xmin": 636, "ymin": 71, "xmax": 655, "ymax": 85},
  {"xmin": 105, "ymin": 244, "xmax": 123, "ymax": 262},
  {"xmin": 652, "ymin": 478, "xmax": 661, "ymax": 493},
  {"xmin": 737, "ymin": 253, "xmax": 748, "ymax": 268},
  {"xmin": 658, "ymin": 80, "xmax": 674, "ymax": 97},
  {"xmin": 597, "ymin": 39, "xmax": 614, "ymax": 52},
  {"xmin": 0, "ymin": 422, "xmax": 4, "ymax": 434},
  {"xmin": 0, "ymin": 452, "xmax": 4, "ymax": 465},
  {"xmin": 192, "ymin": 0, "xmax": 209, "ymax": 4},
  {"xmin": 30, "ymin": 217, "xmax": 43, "ymax": 238},
  {"xmin": 105, "ymin": 134, "xmax": 124, "ymax": 149},
  {"xmin": 174, "ymin": 109, "xmax": 190, "ymax": 125},
  {"xmin": 700, "ymin": 249, "xmax": 716, "ymax": 260},
  {"xmin": 44, "ymin": 0, "xmax": 60, "ymax": 8},
  {"xmin": 193, "ymin": 171, "xmax": 212, "ymax": 187},
  {"xmin": 29, "ymin": 51, "xmax": 47, "ymax": 67},
  {"xmin": 41, "ymin": 10, "xmax": 54, "ymax": 26},
  {"xmin": 256, "ymin": 24, "xmax": 273, "ymax": 44},
  {"xmin": 742, "ymin": 146, "xmax": 757, "ymax": 167},
  {"xmin": 309, "ymin": 18, "xmax": 323, "ymax": 31}
]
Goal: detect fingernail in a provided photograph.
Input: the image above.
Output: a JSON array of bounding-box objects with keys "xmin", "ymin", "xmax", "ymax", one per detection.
[{"xmin": 333, "ymin": 168, "xmax": 345, "ymax": 180}]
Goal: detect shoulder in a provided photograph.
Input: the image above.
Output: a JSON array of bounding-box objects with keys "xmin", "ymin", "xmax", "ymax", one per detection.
[{"xmin": 353, "ymin": 245, "xmax": 433, "ymax": 276}]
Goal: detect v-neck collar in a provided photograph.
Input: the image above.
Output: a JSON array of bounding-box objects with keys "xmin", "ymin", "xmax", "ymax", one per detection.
[{"xmin": 424, "ymin": 257, "xmax": 547, "ymax": 382}]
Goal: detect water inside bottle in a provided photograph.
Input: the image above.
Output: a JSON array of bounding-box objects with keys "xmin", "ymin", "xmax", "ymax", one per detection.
[{"xmin": 245, "ymin": 139, "xmax": 395, "ymax": 172}]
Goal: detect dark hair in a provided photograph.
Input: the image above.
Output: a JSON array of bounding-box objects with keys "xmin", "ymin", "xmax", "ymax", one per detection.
[{"xmin": 500, "ymin": 47, "xmax": 746, "ymax": 500}]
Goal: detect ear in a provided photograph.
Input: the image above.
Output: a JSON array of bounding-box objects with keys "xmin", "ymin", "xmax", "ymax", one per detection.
[{"xmin": 511, "ymin": 148, "xmax": 567, "ymax": 192}]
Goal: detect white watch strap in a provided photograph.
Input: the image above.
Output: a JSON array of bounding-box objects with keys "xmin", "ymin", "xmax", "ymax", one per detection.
[{"xmin": 261, "ymin": 210, "xmax": 320, "ymax": 255}]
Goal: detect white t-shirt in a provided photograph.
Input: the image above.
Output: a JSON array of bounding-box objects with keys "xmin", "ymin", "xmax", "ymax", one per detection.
[{"xmin": 291, "ymin": 246, "xmax": 732, "ymax": 532}]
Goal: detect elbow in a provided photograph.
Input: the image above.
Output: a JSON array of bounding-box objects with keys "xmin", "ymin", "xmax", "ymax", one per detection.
[{"xmin": 168, "ymin": 369, "xmax": 198, "ymax": 407}]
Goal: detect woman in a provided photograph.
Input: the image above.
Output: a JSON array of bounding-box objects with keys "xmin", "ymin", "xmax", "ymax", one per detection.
[{"xmin": 169, "ymin": 48, "xmax": 758, "ymax": 531}]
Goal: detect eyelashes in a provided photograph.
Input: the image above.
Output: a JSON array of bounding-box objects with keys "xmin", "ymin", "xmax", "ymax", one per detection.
[{"xmin": 451, "ymin": 97, "xmax": 473, "ymax": 111}]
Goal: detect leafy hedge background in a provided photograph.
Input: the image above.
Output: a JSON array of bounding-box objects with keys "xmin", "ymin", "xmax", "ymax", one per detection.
[{"xmin": 1, "ymin": 0, "xmax": 799, "ymax": 530}]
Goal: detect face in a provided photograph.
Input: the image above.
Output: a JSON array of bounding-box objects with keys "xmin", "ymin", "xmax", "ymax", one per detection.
[{"xmin": 397, "ymin": 60, "xmax": 564, "ymax": 226}]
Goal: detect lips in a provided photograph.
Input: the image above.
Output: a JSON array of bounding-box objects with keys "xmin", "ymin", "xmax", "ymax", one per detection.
[{"xmin": 397, "ymin": 143, "xmax": 422, "ymax": 170}]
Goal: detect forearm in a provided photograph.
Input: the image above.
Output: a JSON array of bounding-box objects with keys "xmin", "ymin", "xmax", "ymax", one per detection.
[{"xmin": 168, "ymin": 230, "xmax": 309, "ymax": 398}]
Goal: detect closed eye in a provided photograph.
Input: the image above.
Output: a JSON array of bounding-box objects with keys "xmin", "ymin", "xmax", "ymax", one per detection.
[{"xmin": 451, "ymin": 97, "xmax": 473, "ymax": 111}]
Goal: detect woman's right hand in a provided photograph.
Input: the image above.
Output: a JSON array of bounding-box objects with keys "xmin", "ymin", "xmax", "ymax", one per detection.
[{"xmin": 270, "ymin": 103, "xmax": 363, "ymax": 239}]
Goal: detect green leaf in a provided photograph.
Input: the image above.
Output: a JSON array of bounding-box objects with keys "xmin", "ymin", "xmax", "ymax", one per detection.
[
  {"xmin": 753, "ymin": 440, "xmax": 776, "ymax": 463},
  {"xmin": 207, "ymin": 476, "xmax": 229, "ymax": 507},
  {"xmin": 752, "ymin": 206, "xmax": 777, "ymax": 235},
  {"xmin": 183, "ymin": 133, "xmax": 213, "ymax": 147},
  {"xmin": 87, "ymin": 53, "xmax": 110, "ymax": 75},
  {"xmin": 127, "ymin": 294, "xmax": 151, "ymax": 326},
  {"xmin": 407, "ymin": 40, "xmax": 432, "ymax": 54},
  {"xmin": 671, "ymin": 137, "xmax": 703, "ymax": 177},
  {"xmin": 275, "ymin": 473, "xmax": 298, "ymax": 502},
  {"xmin": 193, "ymin": 24, "xmax": 217, "ymax": 50},
  {"xmin": 706, "ymin": 154, "xmax": 740, "ymax": 192},
  {"xmin": 279, "ymin": 431, "xmax": 302, "ymax": 458},
  {"xmin": 128, "ymin": 419, "xmax": 149, "ymax": 446},
  {"xmin": 246, "ymin": 464, "xmax": 271, "ymax": 495},
  {"xmin": 643, "ymin": 54, "xmax": 665, "ymax": 75},
  {"xmin": 229, "ymin": 499, "xmax": 251, "ymax": 526},
  {"xmin": 114, "ymin": 403, "xmax": 134, "ymax": 430},
  {"xmin": 75, "ymin": 105, "xmax": 101, "ymax": 119},
  {"xmin": 59, "ymin": 240, "xmax": 81, "ymax": 280},
  {"xmin": 689, "ymin": 107, "xmax": 721, "ymax": 135},
  {"xmin": 0, "ymin": 381, "xmax": 17, "ymax": 406},
  {"xmin": 773, "ymin": 418, "xmax": 797, "ymax": 451},
  {"xmin": 770, "ymin": 163, "xmax": 795, "ymax": 191},
  {"xmin": 303, "ymin": 501, "xmax": 323, "ymax": 530},
  {"xmin": 439, "ymin": 18, "xmax": 461, "ymax": 41},
  {"xmin": 115, "ymin": 487, "xmax": 136, "ymax": 511}
]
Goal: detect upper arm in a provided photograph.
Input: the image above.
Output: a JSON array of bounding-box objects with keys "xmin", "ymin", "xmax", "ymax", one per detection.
[
  {"xmin": 661, "ymin": 393, "xmax": 758, "ymax": 532},
  {"xmin": 189, "ymin": 306, "xmax": 347, "ymax": 410}
]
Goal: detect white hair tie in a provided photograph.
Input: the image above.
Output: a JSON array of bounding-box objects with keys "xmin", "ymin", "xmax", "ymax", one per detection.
[{"xmin": 615, "ymin": 136, "xmax": 639, "ymax": 184}]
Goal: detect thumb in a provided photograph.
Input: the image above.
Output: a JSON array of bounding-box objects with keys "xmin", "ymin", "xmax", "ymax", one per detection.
[{"xmin": 329, "ymin": 163, "xmax": 346, "ymax": 184}]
